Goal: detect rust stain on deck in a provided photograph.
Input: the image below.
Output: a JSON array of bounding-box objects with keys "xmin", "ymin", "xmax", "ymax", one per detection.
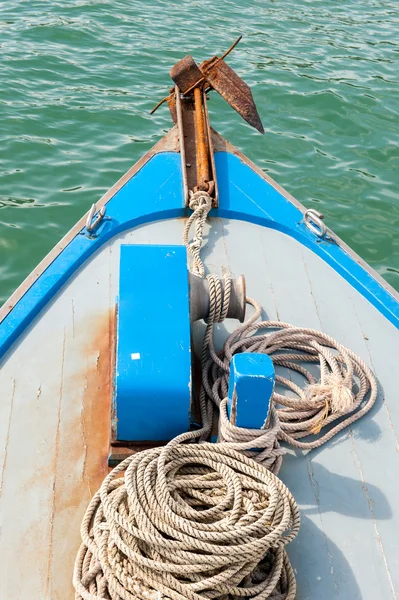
[
  {"xmin": 46, "ymin": 308, "xmax": 115, "ymax": 599},
  {"xmin": 53, "ymin": 308, "xmax": 115, "ymax": 513},
  {"xmin": 82, "ymin": 307, "xmax": 115, "ymax": 494}
]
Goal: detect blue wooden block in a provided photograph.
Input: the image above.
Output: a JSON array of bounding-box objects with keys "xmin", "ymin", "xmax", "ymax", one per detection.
[
  {"xmin": 227, "ymin": 353, "xmax": 275, "ymax": 428},
  {"xmin": 114, "ymin": 244, "xmax": 191, "ymax": 441}
]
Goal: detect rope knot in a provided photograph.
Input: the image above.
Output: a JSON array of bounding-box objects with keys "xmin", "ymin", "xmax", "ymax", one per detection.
[
  {"xmin": 306, "ymin": 373, "xmax": 354, "ymax": 415},
  {"xmin": 188, "ymin": 238, "xmax": 201, "ymax": 252},
  {"xmin": 188, "ymin": 190, "xmax": 212, "ymax": 212}
]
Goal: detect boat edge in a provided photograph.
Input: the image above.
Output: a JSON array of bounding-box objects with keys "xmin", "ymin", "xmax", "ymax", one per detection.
[{"xmin": 0, "ymin": 126, "xmax": 180, "ymax": 324}]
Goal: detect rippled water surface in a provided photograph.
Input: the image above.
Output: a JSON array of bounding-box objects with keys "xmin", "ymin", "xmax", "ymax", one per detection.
[{"xmin": 1, "ymin": 0, "xmax": 398, "ymax": 302}]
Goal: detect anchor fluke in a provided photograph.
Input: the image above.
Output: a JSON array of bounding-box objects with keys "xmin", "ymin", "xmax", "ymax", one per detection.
[
  {"xmin": 199, "ymin": 55, "xmax": 264, "ymax": 134},
  {"xmin": 152, "ymin": 35, "xmax": 264, "ymax": 134}
]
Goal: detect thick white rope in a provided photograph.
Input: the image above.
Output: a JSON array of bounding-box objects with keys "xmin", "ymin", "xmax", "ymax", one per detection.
[
  {"xmin": 182, "ymin": 190, "xmax": 213, "ymax": 278},
  {"xmin": 182, "ymin": 192, "xmax": 240, "ymax": 449},
  {"xmin": 218, "ymin": 401, "xmax": 285, "ymax": 475},
  {"xmin": 74, "ymin": 442, "xmax": 300, "ymax": 600},
  {"xmin": 202, "ymin": 297, "xmax": 378, "ymax": 451},
  {"xmin": 183, "ymin": 202, "xmax": 285, "ymax": 471}
]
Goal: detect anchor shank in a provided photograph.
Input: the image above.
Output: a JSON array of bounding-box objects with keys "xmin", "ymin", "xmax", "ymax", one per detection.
[{"xmin": 193, "ymin": 87, "xmax": 210, "ymax": 191}]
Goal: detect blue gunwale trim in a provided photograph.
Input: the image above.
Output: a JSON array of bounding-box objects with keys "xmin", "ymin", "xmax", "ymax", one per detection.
[{"xmin": 0, "ymin": 148, "xmax": 398, "ymax": 360}]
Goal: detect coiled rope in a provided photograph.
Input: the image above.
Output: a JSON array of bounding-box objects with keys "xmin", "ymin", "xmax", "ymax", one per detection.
[
  {"xmin": 74, "ymin": 442, "xmax": 300, "ymax": 600},
  {"xmin": 202, "ymin": 297, "xmax": 378, "ymax": 452}
]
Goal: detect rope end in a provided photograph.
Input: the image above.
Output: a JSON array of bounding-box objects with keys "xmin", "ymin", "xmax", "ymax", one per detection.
[{"xmin": 307, "ymin": 373, "xmax": 354, "ymax": 420}]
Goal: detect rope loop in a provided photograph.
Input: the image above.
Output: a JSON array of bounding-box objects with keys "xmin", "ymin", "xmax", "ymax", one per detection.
[
  {"xmin": 203, "ymin": 297, "xmax": 378, "ymax": 451},
  {"xmin": 218, "ymin": 399, "xmax": 285, "ymax": 475},
  {"xmin": 205, "ymin": 274, "xmax": 232, "ymax": 325}
]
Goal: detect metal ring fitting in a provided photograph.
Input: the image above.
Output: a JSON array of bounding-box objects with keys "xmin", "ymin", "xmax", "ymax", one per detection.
[
  {"xmin": 86, "ymin": 204, "xmax": 106, "ymax": 233},
  {"xmin": 304, "ymin": 209, "xmax": 327, "ymax": 238}
]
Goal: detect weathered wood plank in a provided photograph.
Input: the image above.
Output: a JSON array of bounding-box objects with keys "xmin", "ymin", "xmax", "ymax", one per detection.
[
  {"xmin": 351, "ymin": 291, "xmax": 399, "ymax": 449},
  {"xmin": 221, "ymin": 218, "xmax": 279, "ymax": 322},
  {"xmin": 46, "ymin": 248, "xmax": 114, "ymax": 599},
  {"xmin": 258, "ymin": 230, "xmax": 345, "ymax": 598},
  {"xmin": 260, "ymin": 228, "xmax": 320, "ymax": 328},
  {"xmin": 349, "ymin": 289, "xmax": 399, "ymax": 595},
  {"xmin": 0, "ymin": 308, "xmax": 65, "ymax": 598},
  {"xmin": 301, "ymin": 247, "xmax": 398, "ymax": 599}
]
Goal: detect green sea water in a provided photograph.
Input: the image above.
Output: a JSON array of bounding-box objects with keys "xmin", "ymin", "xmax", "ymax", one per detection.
[{"xmin": 1, "ymin": 0, "xmax": 398, "ymax": 303}]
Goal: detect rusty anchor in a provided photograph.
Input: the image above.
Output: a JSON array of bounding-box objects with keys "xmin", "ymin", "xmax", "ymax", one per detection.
[{"xmin": 151, "ymin": 36, "xmax": 264, "ymax": 206}]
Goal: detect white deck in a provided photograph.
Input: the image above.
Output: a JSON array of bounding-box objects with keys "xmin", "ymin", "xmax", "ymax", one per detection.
[{"xmin": 0, "ymin": 218, "xmax": 398, "ymax": 599}]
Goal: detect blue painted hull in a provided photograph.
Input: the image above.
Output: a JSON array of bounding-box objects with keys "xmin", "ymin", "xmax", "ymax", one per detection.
[{"xmin": 0, "ymin": 135, "xmax": 398, "ymax": 359}]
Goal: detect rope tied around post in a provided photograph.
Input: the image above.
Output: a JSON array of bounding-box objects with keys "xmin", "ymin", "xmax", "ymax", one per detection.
[
  {"xmin": 201, "ymin": 297, "xmax": 378, "ymax": 452},
  {"xmin": 218, "ymin": 400, "xmax": 285, "ymax": 475}
]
